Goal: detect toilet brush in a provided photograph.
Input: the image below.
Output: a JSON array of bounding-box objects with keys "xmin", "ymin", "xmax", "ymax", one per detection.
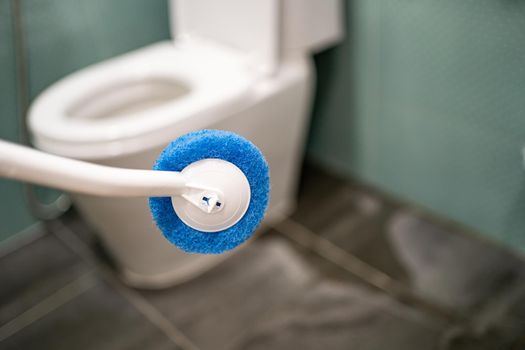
[{"xmin": 0, "ymin": 130, "xmax": 269, "ymax": 254}]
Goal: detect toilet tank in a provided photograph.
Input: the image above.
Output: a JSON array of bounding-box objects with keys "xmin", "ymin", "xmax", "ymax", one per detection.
[
  {"xmin": 170, "ymin": 0, "xmax": 344, "ymax": 72},
  {"xmin": 282, "ymin": 0, "xmax": 345, "ymax": 53},
  {"xmin": 170, "ymin": 0, "xmax": 279, "ymax": 74}
]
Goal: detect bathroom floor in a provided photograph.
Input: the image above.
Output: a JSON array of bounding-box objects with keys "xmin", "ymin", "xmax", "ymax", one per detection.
[{"xmin": 1, "ymin": 163, "xmax": 525, "ymax": 350}]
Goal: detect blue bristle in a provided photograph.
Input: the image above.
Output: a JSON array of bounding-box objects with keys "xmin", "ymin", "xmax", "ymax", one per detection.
[{"xmin": 149, "ymin": 130, "xmax": 270, "ymax": 254}]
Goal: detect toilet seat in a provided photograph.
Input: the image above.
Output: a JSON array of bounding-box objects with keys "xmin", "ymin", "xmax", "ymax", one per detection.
[{"xmin": 28, "ymin": 41, "xmax": 257, "ymax": 159}]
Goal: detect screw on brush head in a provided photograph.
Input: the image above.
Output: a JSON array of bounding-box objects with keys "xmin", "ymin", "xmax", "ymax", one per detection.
[
  {"xmin": 181, "ymin": 190, "xmax": 224, "ymax": 214},
  {"xmin": 172, "ymin": 159, "xmax": 251, "ymax": 232},
  {"xmin": 200, "ymin": 193, "xmax": 223, "ymax": 213}
]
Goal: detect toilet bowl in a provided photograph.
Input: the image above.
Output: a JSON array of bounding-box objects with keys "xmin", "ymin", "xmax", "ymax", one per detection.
[{"xmin": 28, "ymin": 0, "xmax": 344, "ymax": 288}]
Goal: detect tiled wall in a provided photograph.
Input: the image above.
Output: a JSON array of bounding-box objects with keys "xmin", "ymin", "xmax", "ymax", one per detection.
[
  {"xmin": 0, "ymin": 1, "xmax": 34, "ymax": 240},
  {"xmin": 0, "ymin": 0, "xmax": 170, "ymax": 240},
  {"xmin": 309, "ymin": 0, "xmax": 525, "ymax": 251}
]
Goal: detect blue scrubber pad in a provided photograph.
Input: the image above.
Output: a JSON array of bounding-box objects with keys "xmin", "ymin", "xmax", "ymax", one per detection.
[{"xmin": 149, "ymin": 130, "xmax": 270, "ymax": 254}]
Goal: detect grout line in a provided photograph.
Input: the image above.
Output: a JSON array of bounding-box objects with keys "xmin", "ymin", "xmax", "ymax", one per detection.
[
  {"xmin": 469, "ymin": 280, "xmax": 525, "ymax": 334},
  {"xmin": 272, "ymin": 218, "xmax": 463, "ymax": 322},
  {"xmin": 273, "ymin": 219, "xmax": 400, "ymax": 291},
  {"xmin": 0, "ymin": 272, "xmax": 96, "ymax": 343},
  {"xmin": 51, "ymin": 220, "xmax": 201, "ymax": 350},
  {"xmin": 107, "ymin": 279, "xmax": 200, "ymax": 350},
  {"xmin": 0, "ymin": 222, "xmax": 46, "ymax": 259}
]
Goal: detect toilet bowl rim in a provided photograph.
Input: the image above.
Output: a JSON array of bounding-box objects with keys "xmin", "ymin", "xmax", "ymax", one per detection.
[{"xmin": 28, "ymin": 42, "xmax": 258, "ymax": 159}]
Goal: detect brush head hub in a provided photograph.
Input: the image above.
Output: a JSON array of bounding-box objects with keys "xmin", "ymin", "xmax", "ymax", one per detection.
[{"xmin": 172, "ymin": 159, "xmax": 251, "ymax": 232}]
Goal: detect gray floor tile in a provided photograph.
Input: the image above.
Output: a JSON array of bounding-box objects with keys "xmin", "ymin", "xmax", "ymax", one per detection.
[
  {"xmin": 0, "ymin": 233, "xmax": 90, "ymax": 325},
  {"xmin": 291, "ymin": 164, "xmax": 525, "ymax": 348},
  {"xmin": 3, "ymin": 163, "xmax": 524, "ymax": 350},
  {"xmin": 295, "ymin": 164, "xmax": 347, "ymax": 216},
  {"xmin": 295, "ymin": 165, "xmax": 525, "ymax": 314},
  {"xmin": 54, "ymin": 211, "xmax": 98, "ymax": 246},
  {"xmin": 270, "ymin": 231, "xmax": 367, "ymax": 286},
  {"xmin": 139, "ymin": 237, "xmax": 316, "ymax": 350},
  {"xmin": 293, "ymin": 169, "xmax": 411, "ymax": 283},
  {"xmin": 294, "ymin": 165, "xmax": 383, "ymax": 232},
  {"xmin": 230, "ymin": 282, "xmax": 445, "ymax": 350},
  {"xmin": 388, "ymin": 211, "xmax": 525, "ymax": 311},
  {"xmin": 341, "ymin": 218, "xmax": 410, "ymax": 284},
  {"xmin": 139, "ymin": 233, "xmax": 452, "ymax": 350},
  {"xmin": 0, "ymin": 276, "xmax": 178, "ymax": 350},
  {"xmin": 442, "ymin": 284, "xmax": 525, "ymax": 349}
]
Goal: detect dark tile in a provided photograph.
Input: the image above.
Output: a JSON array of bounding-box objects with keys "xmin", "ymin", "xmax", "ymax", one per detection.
[
  {"xmin": 441, "ymin": 278, "xmax": 525, "ymax": 350},
  {"xmin": 139, "ymin": 237, "xmax": 316, "ymax": 350},
  {"xmin": 319, "ymin": 192, "xmax": 383, "ymax": 243},
  {"xmin": 6, "ymin": 161, "xmax": 522, "ymax": 350},
  {"xmin": 52, "ymin": 210, "xmax": 97, "ymax": 246},
  {"xmin": 293, "ymin": 167, "xmax": 411, "ymax": 283},
  {"xmin": 347, "ymin": 221, "xmax": 411, "ymax": 284},
  {"xmin": 295, "ymin": 165, "xmax": 525, "ymax": 319},
  {"xmin": 294, "ymin": 184, "xmax": 355, "ymax": 229},
  {"xmin": 267, "ymin": 231, "xmax": 367, "ymax": 286},
  {"xmin": 295, "ymin": 164, "xmax": 385, "ymax": 229},
  {"xmin": 500, "ymin": 287, "xmax": 525, "ymax": 345},
  {"xmin": 296, "ymin": 164, "xmax": 346, "ymax": 209},
  {"xmin": 290, "ymin": 164, "xmax": 525, "ymax": 348},
  {"xmin": 293, "ymin": 165, "xmax": 363, "ymax": 231},
  {"xmin": 0, "ymin": 233, "xmax": 90, "ymax": 324},
  {"xmin": 138, "ymin": 231, "xmax": 454, "ymax": 350},
  {"xmin": 444, "ymin": 332, "xmax": 509, "ymax": 350},
  {"xmin": 230, "ymin": 282, "xmax": 446, "ymax": 350},
  {"xmin": 1, "ymin": 276, "xmax": 178, "ymax": 350},
  {"xmin": 47, "ymin": 213, "xmax": 119, "ymax": 270},
  {"xmin": 313, "ymin": 192, "xmax": 410, "ymax": 284},
  {"xmin": 388, "ymin": 211, "xmax": 525, "ymax": 311}
]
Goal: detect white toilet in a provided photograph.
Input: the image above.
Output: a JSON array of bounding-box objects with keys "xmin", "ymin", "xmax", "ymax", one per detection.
[{"xmin": 28, "ymin": 0, "xmax": 344, "ymax": 288}]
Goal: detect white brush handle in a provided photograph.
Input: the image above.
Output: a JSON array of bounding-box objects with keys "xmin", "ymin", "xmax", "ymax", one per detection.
[{"xmin": 0, "ymin": 139, "xmax": 188, "ymax": 197}]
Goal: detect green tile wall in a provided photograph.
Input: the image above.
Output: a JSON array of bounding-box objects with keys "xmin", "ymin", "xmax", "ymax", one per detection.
[
  {"xmin": 309, "ymin": 0, "xmax": 525, "ymax": 251},
  {"xmin": 0, "ymin": 0, "xmax": 170, "ymax": 241},
  {"xmin": 22, "ymin": 0, "xmax": 170, "ymax": 97},
  {"xmin": 0, "ymin": 1, "xmax": 34, "ymax": 240}
]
